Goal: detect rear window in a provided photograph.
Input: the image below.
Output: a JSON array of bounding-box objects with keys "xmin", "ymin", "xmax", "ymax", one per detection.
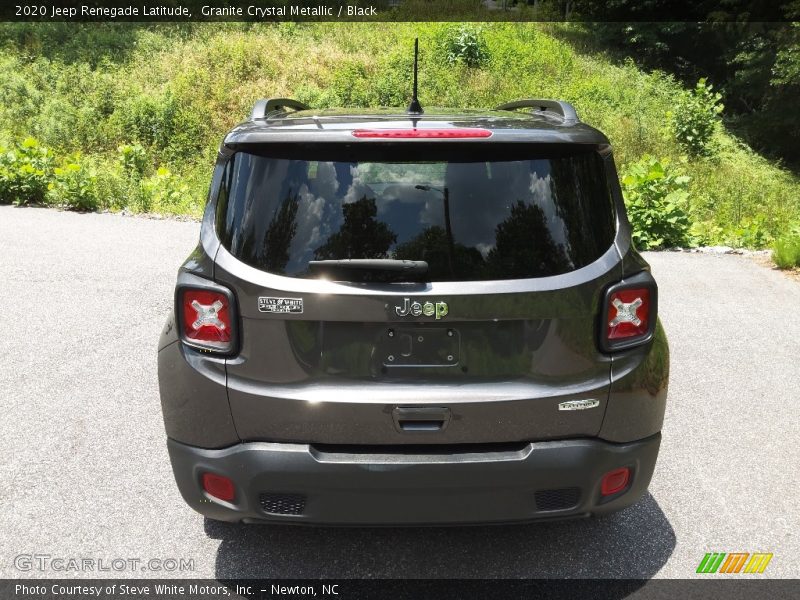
[{"xmin": 216, "ymin": 146, "xmax": 616, "ymax": 281}]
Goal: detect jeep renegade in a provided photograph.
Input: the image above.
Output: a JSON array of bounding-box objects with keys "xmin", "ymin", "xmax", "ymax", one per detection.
[{"xmin": 157, "ymin": 94, "xmax": 669, "ymax": 525}]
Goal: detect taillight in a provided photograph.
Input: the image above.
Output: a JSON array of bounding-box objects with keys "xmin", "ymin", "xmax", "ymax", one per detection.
[
  {"xmin": 600, "ymin": 274, "xmax": 657, "ymax": 352},
  {"xmin": 607, "ymin": 288, "xmax": 650, "ymax": 340},
  {"xmin": 178, "ymin": 287, "xmax": 236, "ymax": 354},
  {"xmin": 352, "ymin": 128, "xmax": 492, "ymax": 139}
]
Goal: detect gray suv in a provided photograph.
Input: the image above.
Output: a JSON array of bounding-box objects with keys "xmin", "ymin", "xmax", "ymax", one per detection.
[{"xmin": 158, "ymin": 96, "xmax": 669, "ymax": 525}]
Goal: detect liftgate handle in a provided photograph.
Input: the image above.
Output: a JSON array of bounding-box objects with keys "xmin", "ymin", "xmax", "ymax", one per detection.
[{"xmin": 392, "ymin": 407, "xmax": 451, "ymax": 432}]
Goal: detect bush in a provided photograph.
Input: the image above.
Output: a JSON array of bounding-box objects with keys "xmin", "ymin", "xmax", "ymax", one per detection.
[
  {"xmin": 94, "ymin": 164, "xmax": 138, "ymax": 211},
  {"xmin": 669, "ymin": 78, "xmax": 723, "ymax": 157},
  {"xmin": 442, "ymin": 25, "xmax": 490, "ymax": 68},
  {"xmin": 47, "ymin": 158, "xmax": 100, "ymax": 211},
  {"xmin": 109, "ymin": 92, "xmax": 206, "ymax": 162},
  {"xmin": 689, "ymin": 219, "xmax": 723, "ymax": 247},
  {"xmin": 0, "ymin": 137, "xmax": 55, "ymax": 205},
  {"xmin": 723, "ymin": 215, "xmax": 774, "ymax": 249},
  {"xmin": 139, "ymin": 166, "xmax": 191, "ymax": 214},
  {"xmin": 0, "ymin": 23, "xmax": 797, "ymax": 239},
  {"xmin": 325, "ymin": 61, "xmax": 372, "ymax": 107},
  {"xmin": 622, "ymin": 155, "xmax": 692, "ymax": 250},
  {"xmin": 117, "ymin": 143, "xmax": 148, "ymax": 178},
  {"xmin": 372, "ymin": 53, "xmax": 415, "ymax": 107},
  {"xmin": 772, "ymin": 231, "xmax": 800, "ymax": 269}
]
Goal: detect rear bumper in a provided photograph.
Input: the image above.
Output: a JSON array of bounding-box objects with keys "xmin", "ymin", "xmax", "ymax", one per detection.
[{"xmin": 167, "ymin": 433, "xmax": 660, "ymax": 525}]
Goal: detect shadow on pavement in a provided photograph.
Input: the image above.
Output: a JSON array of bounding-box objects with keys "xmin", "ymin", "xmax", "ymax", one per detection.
[{"xmin": 207, "ymin": 492, "xmax": 674, "ymax": 579}]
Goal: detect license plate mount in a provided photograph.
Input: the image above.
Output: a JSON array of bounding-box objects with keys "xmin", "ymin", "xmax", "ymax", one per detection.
[{"xmin": 382, "ymin": 327, "xmax": 460, "ymax": 367}]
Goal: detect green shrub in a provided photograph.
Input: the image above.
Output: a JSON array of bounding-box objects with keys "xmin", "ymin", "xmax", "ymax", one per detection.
[
  {"xmin": 139, "ymin": 166, "xmax": 191, "ymax": 214},
  {"xmin": 117, "ymin": 143, "xmax": 148, "ymax": 178},
  {"xmin": 0, "ymin": 137, "xmax": 55, "ymax": 205},
  {"xmin": 723, "ymin": 215, "xmax": 774, "ymax": 249},
  {"xmin": 372, "ymin": 53, "xmax": 415, "ymax": 107},
  {"xmin": 0, "ymin": 23, "xmax": 797, "ymax": 239},
  {"xmin": 669, "ymin": 78, "xmax": 723, "ymax": 157},
  {"xmin": 772, "ymin": 230, "xmax": 800, "ymax": 269},
  {"xmin": 442, "ymin": 25, "xmax": 490, "ymax": 68},
  {"xmin": 325, "ymin": 61, "xmax": 372, "ymax": 107},
  {"xmin": 689, "ymin": 219, "xmax": 723, "ymax": 247},
  {"xmin": 621, "ymin": 155, "xmax": 692, "ymax": 249},
  {"xmin": 47, "ymin": 157, "xmax": 99, "ymax": 211},
  {"xmin": 94, "ymin": 164, "xmax": 138, "ymax": 211},
  {"xmin": 110, "ymin": 92, "xmax": 206, "ymax": 162}
]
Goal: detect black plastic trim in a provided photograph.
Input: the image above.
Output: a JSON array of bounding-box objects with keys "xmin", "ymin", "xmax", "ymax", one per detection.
[{"xmin": 166, "ymin": 434, "xmax": 661, "ymax": 525}]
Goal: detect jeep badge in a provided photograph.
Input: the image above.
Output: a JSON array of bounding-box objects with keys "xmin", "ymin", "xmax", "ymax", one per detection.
[{"xmin": 395, "ymin": 298, "xmax": 448, "ymax": 320}]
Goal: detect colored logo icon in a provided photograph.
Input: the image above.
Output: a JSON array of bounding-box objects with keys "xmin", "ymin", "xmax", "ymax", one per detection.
[{"xmin": 696, "ymin": 552, "xmax": 773, "ymax": 574}]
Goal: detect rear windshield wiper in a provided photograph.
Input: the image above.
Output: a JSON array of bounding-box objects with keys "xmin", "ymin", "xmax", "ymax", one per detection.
[{"xmin": 308, "ymin": 259, "xmax": 429, "ymax": 277}]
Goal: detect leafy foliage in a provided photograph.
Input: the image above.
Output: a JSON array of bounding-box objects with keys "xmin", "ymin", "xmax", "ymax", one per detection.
[
  {"xmin": 0, "ymin": 22, "xmax": 797, "ymax": 237},
  {"xmin": 117, "ymin": 143, "xmax": 148, "ymax": 178},
  {"xmin": 669, "ymin": 79, "xmax": 723, "ymax": 157},
  {"xmin": 0, "ymin": 136, "xmax": 195, "ymax": 214},
  {"xmin": 772, "ymin": 230, "xmax": 800, "ymax": 269},
  {"xmin": 688, "ymin": 220, "xmax": 723, "ymax": 247},
  {"xmin": 724, "ymin": 215, "xmax": 773, "ymax": 249},
  {"xmin": 139, "ymin": 167, "xmax": 191, "ymax": 214},
  {"xmin": 48, "ymin": 158, "xmax": 99, "ymax": 211},
  {"xmin": 621, "ymin": 156, "xmax": 692, "ymax": 250},
  {"xmin": 441, "ymin": 25, "xmax": 490, "ymax": 68},
  {"xmin": 586, "ymin": 15, "xmax": 800, "ymax": 166},
  {"xmin": 0, "ymin": 137, "xmax": 54, "ymax": 205}
]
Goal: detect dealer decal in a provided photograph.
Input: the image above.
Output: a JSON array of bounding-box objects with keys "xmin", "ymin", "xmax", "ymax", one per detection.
[{"xmin": 258, "ymin": 297, "xmax": 303, "ymax": 314}]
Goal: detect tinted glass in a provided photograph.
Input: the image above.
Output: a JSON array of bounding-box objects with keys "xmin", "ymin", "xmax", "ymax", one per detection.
[{"xmin": 217, "ymin": 148, "xmax": 615, "ymax": 281}]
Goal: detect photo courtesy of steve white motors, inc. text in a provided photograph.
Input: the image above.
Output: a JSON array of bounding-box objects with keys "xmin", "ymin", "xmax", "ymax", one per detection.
[{"xmin": 17, "ymin": 3, "xmax": 379, "ymax": 18}]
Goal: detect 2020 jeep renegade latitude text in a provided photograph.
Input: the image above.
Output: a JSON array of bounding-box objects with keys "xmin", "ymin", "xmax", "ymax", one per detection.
[{"xmin": 157, "ymin": 95, "xmax": 669, "ymax": 525}]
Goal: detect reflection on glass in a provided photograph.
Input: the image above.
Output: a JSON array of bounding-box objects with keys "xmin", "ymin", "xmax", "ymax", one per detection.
[{"xmin": 217, "ymin": 152, "xmax": 614, "ymax": 281}]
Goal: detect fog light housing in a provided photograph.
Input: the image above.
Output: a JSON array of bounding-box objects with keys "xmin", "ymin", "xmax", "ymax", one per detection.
[
  {"xmin": 600, "ymin": 467, "xmax": 630, "ymax": 496},
  {"xmin": 202, "ymin": 472, "xmax": 235, "ymax": 502}
]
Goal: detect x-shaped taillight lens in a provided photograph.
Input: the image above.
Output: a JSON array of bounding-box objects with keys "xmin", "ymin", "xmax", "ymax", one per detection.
[
  {"xmin": 180, "ymin": 288, "xmax": 233, "ymax": 353},
  {"xmin": 604, "ymin": 286, "xmax": 652, "ymax": 349}
]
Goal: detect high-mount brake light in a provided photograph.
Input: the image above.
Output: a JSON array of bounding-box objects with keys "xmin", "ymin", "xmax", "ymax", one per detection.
[
  {"xmin": 352, "ymin": 128, "xmax": 493, "ymax": 139},
  {"xmin": 179, "ymin": 288, "xmax": 235, "ymax": 353}
]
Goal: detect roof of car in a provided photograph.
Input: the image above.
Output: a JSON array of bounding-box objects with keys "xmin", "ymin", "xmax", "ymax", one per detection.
[{"xmin": 223, "ymin": 103, "xmax": 610, "ymax": 147}]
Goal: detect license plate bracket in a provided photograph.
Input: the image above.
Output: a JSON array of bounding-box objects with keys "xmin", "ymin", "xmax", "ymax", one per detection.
[{"xmin": 382, "ymin": 327, "xmax": 460, "ymax": 367}]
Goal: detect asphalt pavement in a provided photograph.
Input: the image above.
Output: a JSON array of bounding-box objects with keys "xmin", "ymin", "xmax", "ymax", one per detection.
[{"xmin": 1, "ymin": 205, "xmax": 798, "ymax": 579}]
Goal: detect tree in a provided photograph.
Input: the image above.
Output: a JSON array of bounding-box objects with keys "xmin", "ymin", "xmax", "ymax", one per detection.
[
  {"xmin": 314, "ymin": 195, "xmax": 396, "ymax": 260},
  {"xmin": 486, "ymin": 201, "xmax": 571, "ymax": 278},
  {"xmin": 262, "ymin": 190, "xmax": 300, "ymax": 273}
]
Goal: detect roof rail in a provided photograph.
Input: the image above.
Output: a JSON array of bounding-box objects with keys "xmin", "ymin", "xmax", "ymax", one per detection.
[
  {"xmin": 494, "ymin": 99, "xmax": 579, "ymax": 124},
  {"xmin": 250, "ymin": 97, "xmax": 311, "ymax": 120}
]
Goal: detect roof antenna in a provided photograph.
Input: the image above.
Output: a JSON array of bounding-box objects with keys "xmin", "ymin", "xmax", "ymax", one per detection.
[{"xmin": 406, "ymin": 38, "xmax": 423, "ymax": 115}]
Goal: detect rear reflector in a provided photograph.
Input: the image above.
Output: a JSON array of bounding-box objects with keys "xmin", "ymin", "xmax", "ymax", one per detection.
[
  {"xmin": 202, "ymin": 472, "xmax": 235, "ymax": 502},
  {"xmin": 352, "ymin": 128, "xmax": 492, "ymax": 139},
  {"xmin": 600, "ymin": 467, "xmax": 630, "ymax": 496},
  {"xmin": 180, "ymin": 288, "xmax": 233, "ymax": 353},
  {"xmin": 606, "ymin": 287, "xmax": 650, "ymax": 341}
]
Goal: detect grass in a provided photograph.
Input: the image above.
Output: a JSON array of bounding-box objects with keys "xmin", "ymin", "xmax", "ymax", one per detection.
[
  {"xmin": 0, "ymin": 22, "xmax": 798, "ymax": 246},
  {"xmin": 772, "ymin": 234, "xmax": 800, "ymax": 269}
]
